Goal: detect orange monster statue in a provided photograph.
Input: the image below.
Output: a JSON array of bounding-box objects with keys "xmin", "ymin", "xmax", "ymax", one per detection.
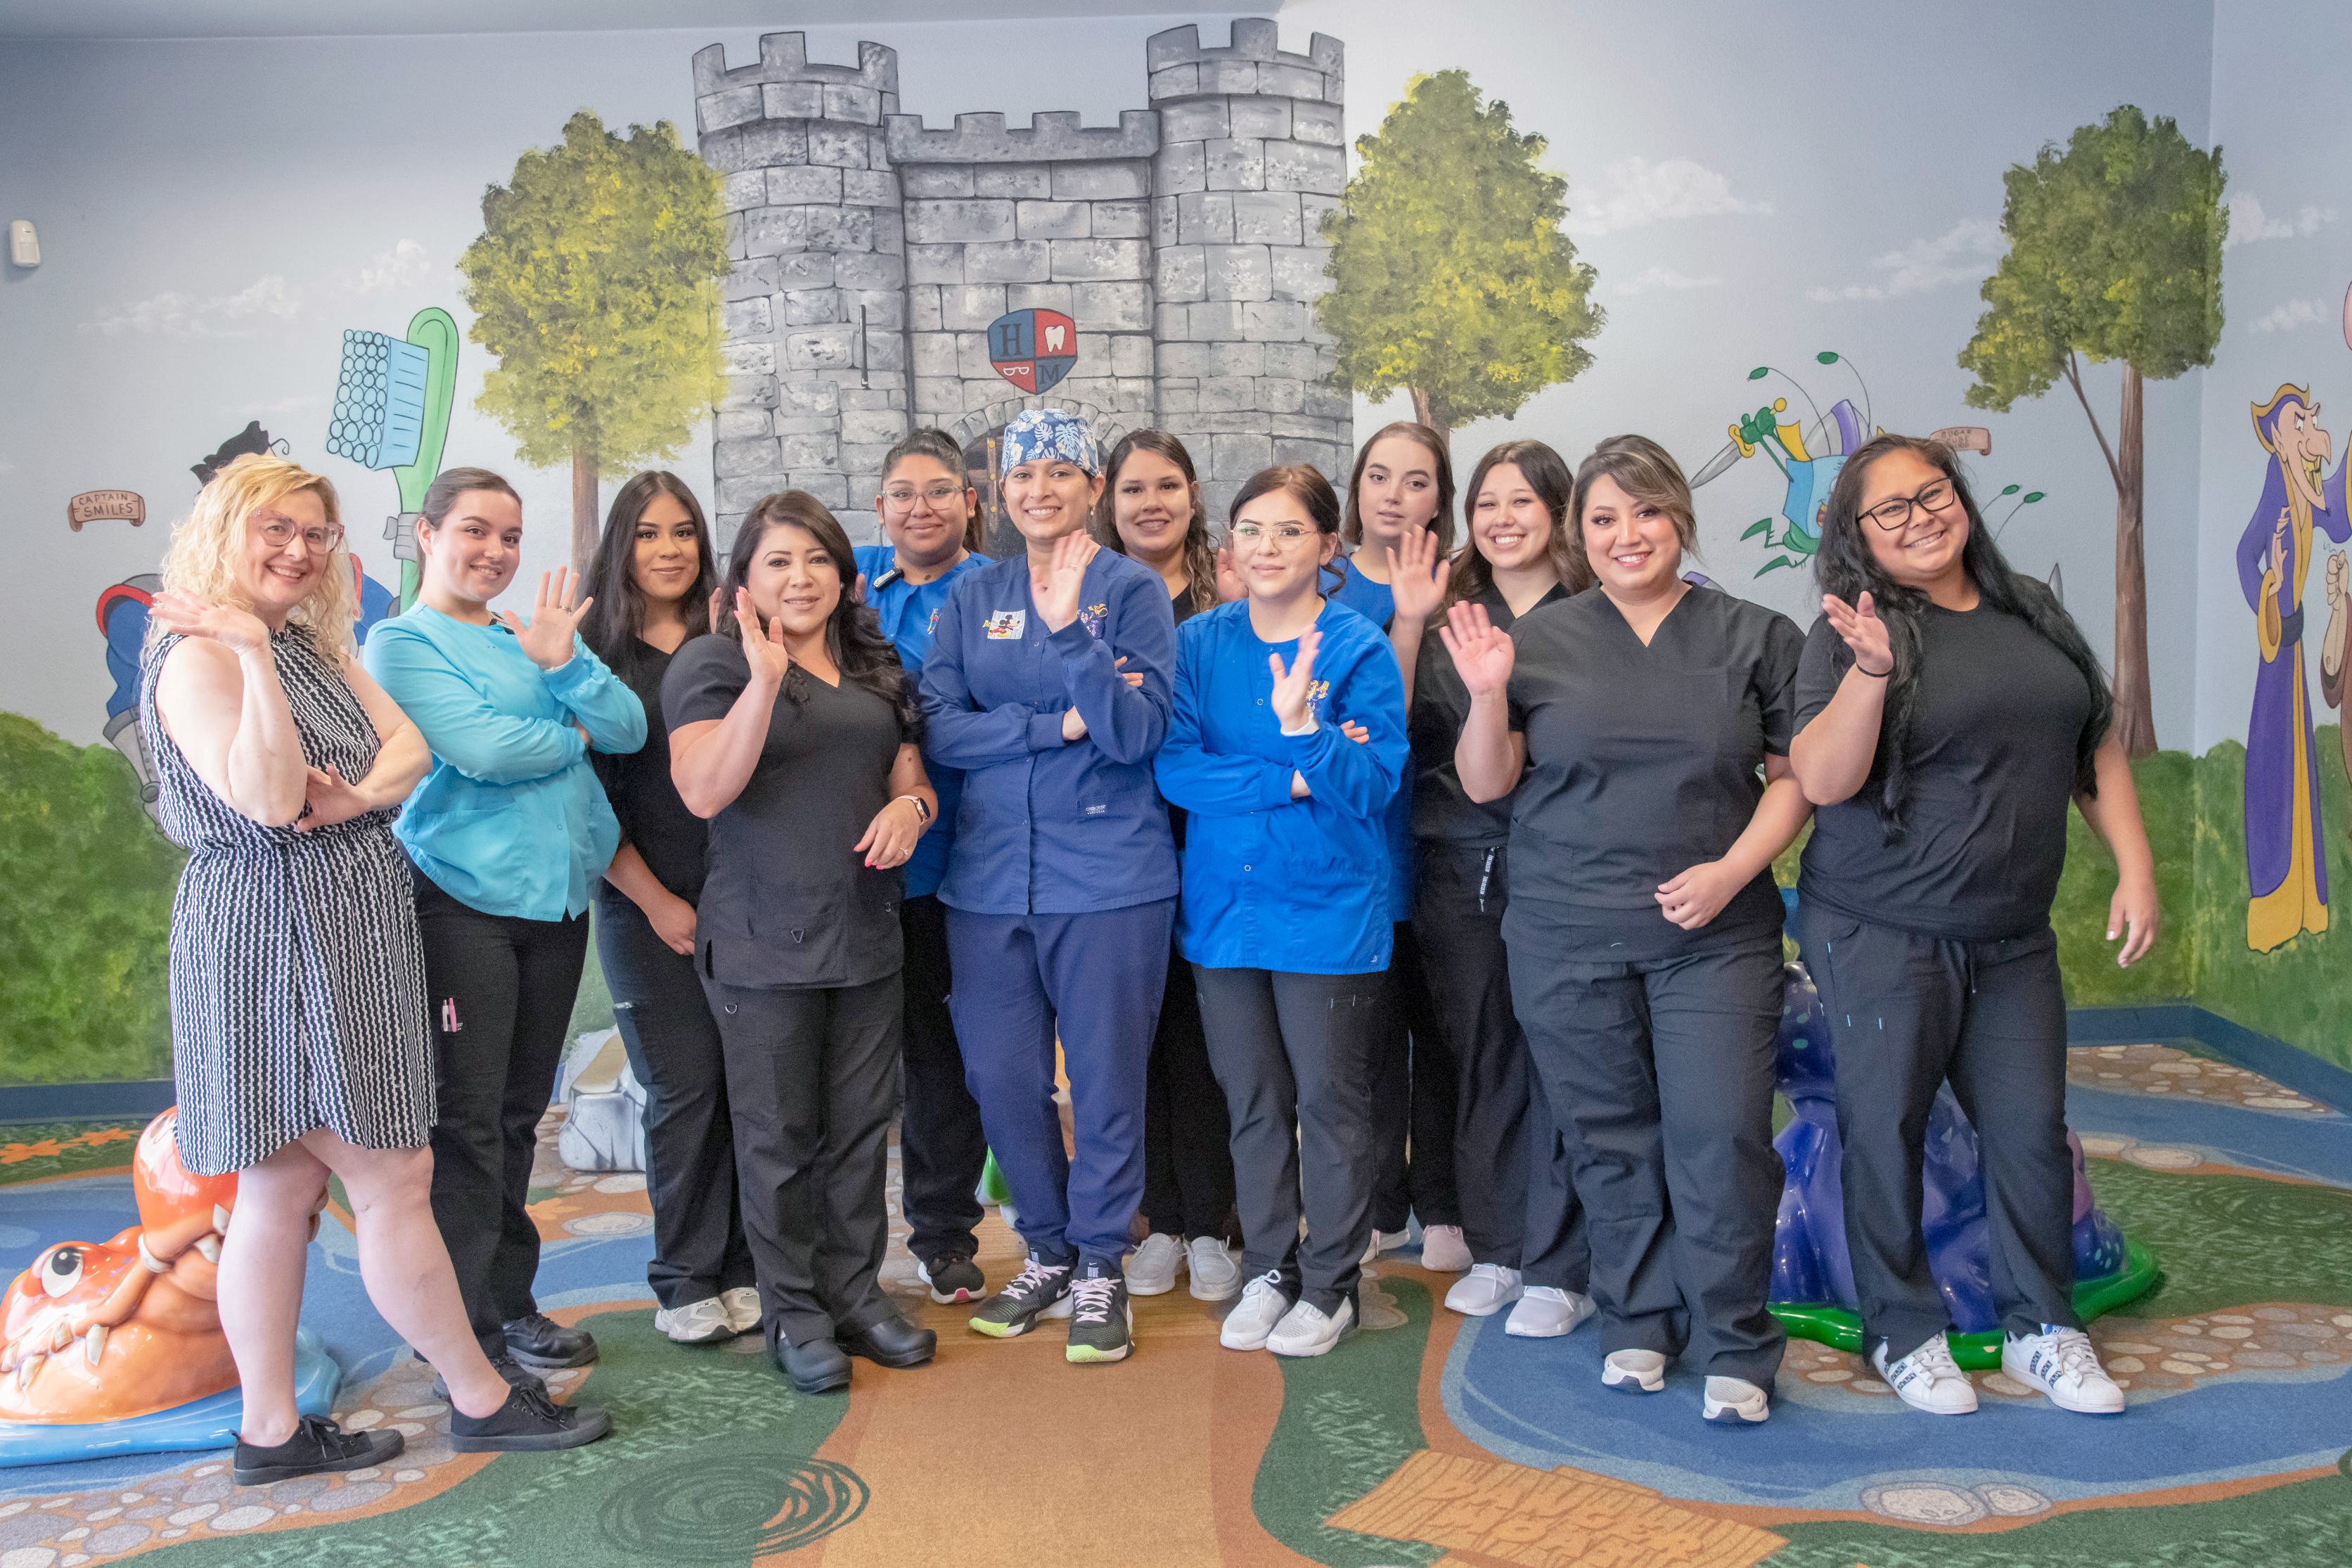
[{"xmin": 0, "ymin": 1109, "xmax": 340, "ymax": 1466}]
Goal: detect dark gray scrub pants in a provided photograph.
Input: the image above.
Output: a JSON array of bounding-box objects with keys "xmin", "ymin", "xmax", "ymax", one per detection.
[
  {"xmin": 705, "ymin": 971, "xmax": 903, "ymax": 1353},
  {"xmin": 1797, "ymin": 904, "xmax": 2080, "ymax": 1362},
  {"xmin": 1507, "ymin": 920, "xmax": 1787, "ymax": 1386},
  {"xmin": 1193, "ymin": 965, "xmax": 1383, "ymax": 1316}
]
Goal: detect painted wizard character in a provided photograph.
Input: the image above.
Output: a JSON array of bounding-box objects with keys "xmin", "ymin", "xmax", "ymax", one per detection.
[{"xmin": 2238, "ymin": 384, "xmax": 2349, "ymax": 952}]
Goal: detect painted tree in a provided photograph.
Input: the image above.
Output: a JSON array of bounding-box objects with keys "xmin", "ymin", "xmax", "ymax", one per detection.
[
  {"xmin": 460, "ymin": 111, "xmax": 730, "ymax": 570},
  {"xmin": 1317, "ymin": 70, "xmax": 1602, "ymax": 446},
  {"xmin": 1960, "ymin": 105, "xmax": 2225, "ymax": 757}
]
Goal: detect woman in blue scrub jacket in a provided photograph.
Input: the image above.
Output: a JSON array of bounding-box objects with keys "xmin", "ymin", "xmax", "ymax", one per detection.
[
  {"xmin": 364, "ymin": 466, "xmax": 645, "ymax": 1394},
  {"xmin": 1449, "ymin": 435, "xmax": 1811, "ymax": 1425},
  {"xmin": 856, "ymin": 429, "xmax": 995, "ymax": 1306},
  {"xmin": 1337, "ymin": 423, "xmax": 1467, "ymax": 1273},
  {"xmin": 1094, "ymin": 429, "xmax": 1242, "ymax": 1305},
  {"xmin": 918, "ymin": 407, "xmax": 1180, "ymax": 1366},
  {"xmin": 1158, "ymin": 464, "xmax": 1408, "ymax": 1360}
]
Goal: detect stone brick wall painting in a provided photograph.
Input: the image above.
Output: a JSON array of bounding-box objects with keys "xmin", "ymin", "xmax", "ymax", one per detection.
[{"xmin": 693, "ymin": 18, "xmax": 1351, "ymax": 545}]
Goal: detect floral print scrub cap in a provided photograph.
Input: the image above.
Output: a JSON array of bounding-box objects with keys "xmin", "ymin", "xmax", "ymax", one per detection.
[{"xmin": 998, "ymin": 407, "xmax": 1101, "ymax": 476}]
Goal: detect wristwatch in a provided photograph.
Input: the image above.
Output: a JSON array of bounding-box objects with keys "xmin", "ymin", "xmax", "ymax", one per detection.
[{"xmin": 899, "ymin": 793, "xmax": 932, "ymax": 826}]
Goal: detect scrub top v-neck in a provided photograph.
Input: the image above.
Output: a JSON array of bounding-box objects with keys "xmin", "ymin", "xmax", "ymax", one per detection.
[
  {"xmin": 662, "ymin": 634, "xmax": 911, "ymax": 989},
  {"xmin": 1503, "ymin": 584, "xmax": 1803, "ymax": 958}
]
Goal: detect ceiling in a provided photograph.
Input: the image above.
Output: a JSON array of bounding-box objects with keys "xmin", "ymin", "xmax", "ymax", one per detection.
[{"xmin": 0, "ymin": 0, "xmax": 1228, "ymax": 39}]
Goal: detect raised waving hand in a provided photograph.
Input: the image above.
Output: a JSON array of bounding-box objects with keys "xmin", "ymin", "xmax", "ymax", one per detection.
[
  {"xmin": 1437, "ymin": 601, "xmax": 1515, "ymax": 696},
  {"xmin": 1820, "ymin": 591, "xmax": 1893, "ymax": 678},
  {"xmin": 499, "ymin": 569, "xmax": 593, "ymax": 671}
]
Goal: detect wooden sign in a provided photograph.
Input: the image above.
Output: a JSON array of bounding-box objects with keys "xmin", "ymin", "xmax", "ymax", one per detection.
[{"xmin": 69, "ymin": 491, "xmax": 147, "ymax": 530}]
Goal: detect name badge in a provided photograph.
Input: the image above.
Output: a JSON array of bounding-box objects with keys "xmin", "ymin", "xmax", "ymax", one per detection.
[{"xmin": 984, "ymin": 610, "xmax": 1026, "ymax": 640}]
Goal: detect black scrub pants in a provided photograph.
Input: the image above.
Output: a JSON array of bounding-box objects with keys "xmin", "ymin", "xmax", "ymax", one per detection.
[
  {"xmin": 1796, "ymin": 904, "xmax": 2079, "ymax": 1362},
  {"xmin": 1413, "ymin": 842, "xmax": 1587, "ymax": 1278},
  {"xmin": 1193, "ymin": 965, "xmax": 1382, "ymax": 1315},
  {"xmin": 1507, "ymin": 918, "xmax": 1786, "ymax": 1386},
  {"xmin": 595, "ymin": 888, "xmax": 755, "ymax": 1311},
  {"xmin": 413, "ymin": 869, "xmax": 589, "ymax": 1358},
  {"xmin": 897, "ymin": 894, "xmax": 988, "ymax": 1268},
  {"xmin": 1141, "ymin": 940, "xmax": 1236, "ymax": 1240},
  {"xmin": 1369, "ymin": 923, "xmax": 1460, "ymax": 1235},
  {"xmin": 705, "ymin": 970, "xmax": 903, "ymax": 1353}
]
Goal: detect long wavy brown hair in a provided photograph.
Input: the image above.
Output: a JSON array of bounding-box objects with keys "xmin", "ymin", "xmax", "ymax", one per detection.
[
  {"xmin": 721, "ymin": 491, "xmax": 923, "ymax": 735},
  {"xmin": 1448, "ymin": 440, "xmax": 1587, "ymax": 609},
  {"xmin": 1094, "ymin": 429, "xmax": 1217, "ymax": 616}
]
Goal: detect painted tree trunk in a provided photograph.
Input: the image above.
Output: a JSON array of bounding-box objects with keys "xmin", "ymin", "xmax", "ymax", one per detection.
[
  {"xmin": 2112, "ymin": 365, "xmax": 2156, "ymax": 757},
  {"xmin": 1408, "ymin": 387, "xmax": 1451, "ymax": 450},
  {"xmin": 571, "ymin": 445, "xmax": 600, "ymax": 577}
]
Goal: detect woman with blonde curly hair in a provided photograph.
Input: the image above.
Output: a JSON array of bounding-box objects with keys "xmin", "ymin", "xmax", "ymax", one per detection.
[{"xmin": 141, "ymin": 456, "xmax": 609, "ymax": 1487}]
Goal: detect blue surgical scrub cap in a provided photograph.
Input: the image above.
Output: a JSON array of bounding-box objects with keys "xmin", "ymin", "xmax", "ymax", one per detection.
[{"xmin": 999, "ymin": 407, "xmax": 1101, "ymax": 477}]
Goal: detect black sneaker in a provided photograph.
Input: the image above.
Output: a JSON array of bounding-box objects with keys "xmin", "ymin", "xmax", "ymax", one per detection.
[
  {"xmin": 428, "ymin": 1353, "xmax": 545, "ymax": 1403},
  {"xmin": 918, "ymin": 1253, "xmax": 987, "ymax": 1304},
  {"xmin": 968, "ymin": 1253, "xmax": 1073, "ymax": 1339},
  {"xmin": 1065, "ymin": 1257, "xmax": 1132, "ymax": 1365},
  {"xmin": 502, "ymin": 1312, "xmax": 599, "ymax": 1369},
  {"xmin": 233, "ymin": 1415, "xmax": 404, "ymax": 1486},
  {"xmin": 449, "ymin": 1380, "xmax": 613, "ymax": 1453}
]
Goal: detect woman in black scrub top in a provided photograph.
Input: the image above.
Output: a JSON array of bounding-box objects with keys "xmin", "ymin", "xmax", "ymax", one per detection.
[
  {"xmin": 1093, "ymin": 430, "xmax": 1243, "ymax": 1304},
  {"xmin": 1387, "ymin": 441, "xmax": 1593, "ymax": 1335},
  {"xmin": 1447, "ymin": 435, "xmax": 1811, "ymax": 1425},
  {"xmin": 1789, "ymin": 434, "xmax": 2157, "ymax": 1420},
  {"xmin": 581, "ymin": 472, "xmax": 759, "ymax": 1347},
  {"xmin": 666, "ymin": 490, "xmax": 940, "ymax": 1396}
]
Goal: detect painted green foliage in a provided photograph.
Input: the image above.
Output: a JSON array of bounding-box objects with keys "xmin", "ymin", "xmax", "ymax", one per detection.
[
  {"xmin": 1960, "ymin": 105, "xmax": 2226, "ymax": 758},
  {"xmin": 1317, "ymin": 70, "xmax": 1602, "ymax": 442},
  {"xmin": 460, "ymin": 110, "xmax": 731, "ymax": 565},
  {"xmin": 0, "ymin": 716, "xmax": 183, "ymax": 1083}
]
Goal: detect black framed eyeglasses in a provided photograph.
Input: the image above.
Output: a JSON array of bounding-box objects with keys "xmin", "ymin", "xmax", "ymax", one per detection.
[{"xmin": 1861, "ymin": 478, "xmax": 1959, "ymax": 532}]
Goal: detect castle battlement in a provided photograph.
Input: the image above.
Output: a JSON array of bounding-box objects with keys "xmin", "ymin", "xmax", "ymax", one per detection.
[
  {"xmin": 1144, "ymin": 20, "xmax": 1343, "ymax": 104},
  {"xmin": 885, "ymin": 110, "xmax": 1158, "ymax": 166},
  {"xmin": 698, "ymin": 16, "xmax": 1351, "ymax": 540}
]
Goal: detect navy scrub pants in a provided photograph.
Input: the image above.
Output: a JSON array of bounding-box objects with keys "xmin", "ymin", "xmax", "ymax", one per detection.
[
  {"xmin": 1797, "ymin": 903, "xmax": 2079, "ymax": 1363},
  {"xmin": 944, "ymin": 899, "xmax": 1175, "ymax": 1266},
  {"xmin": 897, "ymin": 894, "xmax": 989, "ymax": 1268},
  {"xmin": 1413, "ymin": 842, "xmax": 1586, "ymax": 1279},
  {"xmin": 1507, "ymin": 915, "xmax": 1787, "ymax": 1386},
  {"xmin": 1191, "ymin": 965, "xmax": 1383, "ymax": 1314}
]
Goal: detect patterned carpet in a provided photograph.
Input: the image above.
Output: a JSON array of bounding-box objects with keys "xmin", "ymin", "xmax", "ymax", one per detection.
[{"xmin": 3, "ymin": 1034, "xmax": 2350, "ymax": 1567}]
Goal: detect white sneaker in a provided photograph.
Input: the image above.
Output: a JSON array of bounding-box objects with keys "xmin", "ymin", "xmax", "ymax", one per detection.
[
  {"xmin": 720, "ymin": 1285, "xmax": 761, "ymax": 1334},
  {"xmin": 1702, "ymin": 1375, "xmax": 1771, "ymax": 1425},
  {"xmin": 1602, "ymin": 1349, "xmax": 1668, "ymax": 1393},
  {"xmin": 654, "ymin": 1296, "xmax": 736, "ymax": 1344},
  {"xmin": 1186, "ymin": 1236, "xmax": 1242, "ymax": 1302},
  {"xmin": 1267, "ymin": 1297, "xmax": 1356, "ymax": 1358},
  {"xmin": 1220, "ymin": 1271, "xmax": 1293, "ymax": 1351},
  {"xmin": 1873, "ymin": 1335, "xmax": 1979, "ymax": 1415},
  {"xmin": 1125, "ymin": 1233, "xmax": 1184, "ymax": 1297},
  {"xmin": 1419, "ymin": 1223, "xmax": 1472, "ymax": 1273},
  {"xmin": 1505, "ymin": 1286, "xmax": 1596, "ymax": 1339},
  {"xmin": 1361, "ymin": 1228, "xmax": 1410, "ymax": 1264},
  {"xmin": 1443, "ymin": 1263, "xmax": 1522, "ymax": 1317},
  {"xmin": 2003, "ymin": 1325, "xmax": 2125, "ymax": 1415}
]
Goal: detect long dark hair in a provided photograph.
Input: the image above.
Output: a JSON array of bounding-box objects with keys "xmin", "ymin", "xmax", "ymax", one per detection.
[
  {"xmin": 1451, "ymin": 439, "xmax": 1586, "ymax": 608},
  {"xmin": 881, "ymin": 428, "xmax": 986, "ymax": 556},
  {"xmin": 1344, "ymin": 420, "xmax": 1457, "ymax": 554},
  {"xmin": 581, "ymin": 471, "xmax": 716, "ymax": 677},
  {"xmin": 721, "ymin": 491, "xmax": 923, "ymax": 736},
  {"xmin": 1816, "ymin": 434, "xmax": 2112, "ymax": 823},
  {"xmin": 1094, "ymin": 429, "xmax": 1217, "ymax": 616}
]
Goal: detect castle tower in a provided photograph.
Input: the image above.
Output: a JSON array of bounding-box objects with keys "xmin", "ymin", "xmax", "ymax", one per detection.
[
  {"xmin": 693, "ymin": 34, "xmax": 909, "ymax": 541},
  {"xmin": 1146, "ymin": 20, "xmax": 1351, "ymax": 521}
]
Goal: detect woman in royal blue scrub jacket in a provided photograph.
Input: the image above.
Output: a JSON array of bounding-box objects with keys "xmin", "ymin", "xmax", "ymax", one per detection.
[
  {"xmin": 364, "ymin": 466, "xmax": 647, "ymax": 1384},
  {"xmin": 1157, "ymin": 464, "xmax": 1407, "ymax": 1361},
  {"xmin": 919, "ymin": 408, "xmax": 1178, "ymax": 1367}
]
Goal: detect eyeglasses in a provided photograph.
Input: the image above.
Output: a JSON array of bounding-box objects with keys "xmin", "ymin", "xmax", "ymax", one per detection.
[
  {"xmin": 1860, "ymin": 478, "xmax": 1960, "ymax": 532},
  {"xmin": 882, "ymin": 484, "xmax": 966, "ymax": 509},
  {"xmin": 1230, "ymin": 523, "xmax": 1314, "ymax": 545},
  {"xmin": 257, "ymin": 518, "xmax": 345, "ymax": 552}
]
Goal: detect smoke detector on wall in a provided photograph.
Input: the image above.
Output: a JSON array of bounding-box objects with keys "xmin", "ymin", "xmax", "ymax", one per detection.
[{"xmin": 7, "ymin": 221, "xmax": 37, "ymax": 268}]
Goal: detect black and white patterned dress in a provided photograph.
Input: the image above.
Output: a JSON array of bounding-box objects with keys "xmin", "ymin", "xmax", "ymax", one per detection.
[{"xmin": 140, "ymin": 627, "xmax": 435, "ymax": 1175}]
